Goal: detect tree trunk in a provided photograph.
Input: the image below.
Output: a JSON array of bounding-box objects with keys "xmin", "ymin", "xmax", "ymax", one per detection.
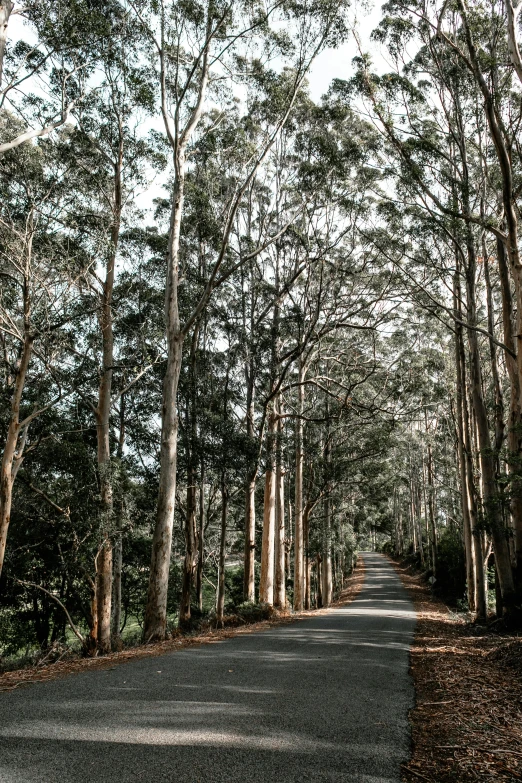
[
  {"xmin": 497, "ymin": 237, "xmax": 522, "ymax": 596},
  {"xmin": 216, "ymin": 479, "xmax": 228, "ymax": 627},
  {"xmin": 179, "ymin": 325, "xmax": 201, "ymax": 627},
  {"xmin": 293, "ymin": 365, "xmax": 305, "ymax": 610},
  {"xmin": 452, "ymin": 94, "xmax": 515, "ymax": 609},
  {"xmin": 179, "ymin": 468, "xmax": 197, "ymax": 628},
  {"xmin": 274, "ymin": 457, "xmax": 286, "ymax": 609},
  {"xmin": 304, "ymin": 503, "xmax": 311, "ymax": 610},
  {"xmin": 426, "ymin": 439, "xmax": 437, "ymax": 574},
  {"xmin": 274, "ymin": 397, "xmax": 285, "ymax": 608},
  {"xmin": 143, "ymin": 336, "xmax": 183, "ymax": 641},
  {"xmin": 94, "ymin": 151, "xmax": 123, "ymax": 654},
  {"xmin": 243, "ymin": 473, "xmax": 256, "ymax": 602},
  {"xmin": 0, "ymin": 1, "xmax": 13, "ymax": 88},
  {"xmin": 454, "ymin": 274, "xmax": 476, "ymax": 612},
  {"xmin": 322, "ymin": 493, "xmax": 333, "ymax": 607},
  {"xmin": 0, "ymin": 334, "xmax": 32, "ymax": 580},
  {"xmin": 316, "ymin": 553, "xmax": 323, "ymax": 608},
  {"xmin": 259, "ymin": 409, "xmax": 276, "ymax": 605},
  {"xmin": 111, "ymin": 533, "xmax": 122, "ymax": 643},
  {"xmin": 466, "ymin": 260, "xmax": 515, "ymax": 608},
  {"xmin": 142, "ymin": 105, "xmax": 190, "ymax": 639},
  {"xmin": 112, "ymin": 388, "xmax": 126, "ymax": 647},
  {"xmin": 196, "ymin": 465, "xmax": 205, "ymax": 611}
]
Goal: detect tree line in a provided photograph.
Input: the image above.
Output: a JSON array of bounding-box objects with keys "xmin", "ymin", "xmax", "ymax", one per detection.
[{"xmin": 1, "ymin": 0, "xmax": 521, "ymax": 662}]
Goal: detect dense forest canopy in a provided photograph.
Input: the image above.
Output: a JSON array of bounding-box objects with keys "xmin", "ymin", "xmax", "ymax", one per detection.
[{"xmin": 1, "ymin": 0, "xmax": 522, "ymax": 661}]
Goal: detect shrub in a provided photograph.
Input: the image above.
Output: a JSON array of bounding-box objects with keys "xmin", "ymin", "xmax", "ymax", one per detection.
[{"xmin": 434, "ymin": 529, "xmax": 466, "ymax": 605}]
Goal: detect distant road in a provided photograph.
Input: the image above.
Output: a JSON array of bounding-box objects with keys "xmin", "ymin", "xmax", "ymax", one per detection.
[{"xmin": 0, "ymin": 553, "xmax": 416, "ymax": 782}]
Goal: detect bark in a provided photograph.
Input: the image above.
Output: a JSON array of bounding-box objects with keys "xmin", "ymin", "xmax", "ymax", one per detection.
[
  {"xmin": 484, "ymin": 247, "xmax": 505, "ymax": 455},
  {"xmin": 111, "ymin": 389, "xmax": 126, "ymax": 645},
  {"xmin": 0, "ymin": 1, "xmax": 13, "ymax": 88},
  {"xmin": 316, "ymin": 553, "xmax": 323, "ymax": 608},
  {"xmin": 111, "ymin": 533, "xmax": 122, "ymax": 642},
  {"xmin": 304, "ymin": 502, "xmax": 311, "ymax": 610},
  {"xmin": 196, "ymin": 464, "xmax": 205, "ymax": 611},
  {"xmin": 497, "ymin": 237, "xmax": 522, "ymax": 592},
  {"xmin": 0, "ymin": 333, "xmax": 33, "ymax": 579},
  {"xmin": 293, "ymin": 364, "xmax": 305, "ymax": 610},
  {"xmin": 506, "ymin": 0, "xmax": 522, "ymax": 85},
  {"xmin": 322, "ymin": 493, "xmax": 333, "ymax": 607},
  {"xmin": 94, "ymin": 149, "xmax": 122, "ymax": 654},
  {"xmin": 243, "ymin": 473, "xmax": 256, "ymax": 602},
  {"xmin": 274, "ymin": 446, "xmax": 286, "ymax": 609},
  {"xmin": 216, "ymin": 479, "xmax": 228, "ymax": 627},
  {"xmin": 180, "ymin": 471, "xmax": 197, "ymax": 626},
  {"xmin": 242, "ymin": 331, "xmax": 256, "ymax": 603},
  {"xmin": 95, "ymin": 543, "xmax": 112, "ymax": 653},
  {"xmin": 454, "ymin": 273, "xmax": 476, "ymax": 612},
  {"xmin": 426, "ymin": 436, "xmax": 438, "ymax": 574},
  {"xmin": 274, "ymin": 397, "xmax": 285, "ymax": 608},
  {"xmin": 143, "ymin": 335, "xmax": 183, "ymax": 641},
  {"xmin": 179, "ymin": 327, "xmax": 200, "ymax": 627},
  {"xmin": 259, "ymin": 408, "xmax": 276, "ymax": 605}
]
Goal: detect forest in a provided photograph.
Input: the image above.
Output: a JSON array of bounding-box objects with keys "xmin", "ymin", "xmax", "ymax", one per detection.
[{"xmin": 1, "ymin": 0, "xmax": 522, "ymax": 670}]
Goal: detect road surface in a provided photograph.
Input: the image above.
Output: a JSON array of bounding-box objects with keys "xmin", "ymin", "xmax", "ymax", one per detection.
[{"xmin": 0, "ymin": 553, "xmax": 416, "ymax": 782}]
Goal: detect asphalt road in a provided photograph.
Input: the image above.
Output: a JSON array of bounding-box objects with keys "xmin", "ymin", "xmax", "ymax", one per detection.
[{"xmin": 0, "ymin": 553, "xmax": 416, "ymax": 783}]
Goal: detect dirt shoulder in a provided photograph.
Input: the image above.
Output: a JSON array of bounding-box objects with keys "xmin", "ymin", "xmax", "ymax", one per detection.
[
  {"xmin": 392, "ymin": 558, "xmax": 522, "ymax": 783},
  {"xmin": 0, "ymin": 556, "xmax": 365, "ymax": 693}
]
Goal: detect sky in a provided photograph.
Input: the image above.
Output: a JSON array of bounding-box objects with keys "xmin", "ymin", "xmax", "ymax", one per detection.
[
  {"xmin": 5, "ymin": 1, "xmax": 391, "ymax": 214},
  {"xmin": 307, "ymin": 2, "xmax": 388, "ymax": 101}
]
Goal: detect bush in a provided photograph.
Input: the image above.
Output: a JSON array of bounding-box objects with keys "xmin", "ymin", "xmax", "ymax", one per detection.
[
  {"xmin": 236, "ymin": 602, "xmax": 275, "ymax": 623},
  {"xmin": 434, "ymin": 529, "xmax": 466, "ymax": 605}
]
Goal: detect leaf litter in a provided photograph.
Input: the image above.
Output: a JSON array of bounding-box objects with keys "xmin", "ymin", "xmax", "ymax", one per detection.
[{"xmin": 393, "ymin": 560, "xmax": 522, "ymax": 783}]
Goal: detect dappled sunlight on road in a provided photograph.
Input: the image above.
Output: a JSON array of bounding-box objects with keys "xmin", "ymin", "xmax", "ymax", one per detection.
[{"xmin": 0, "ymin": 554, "xmax": 416, "ymax": 783}]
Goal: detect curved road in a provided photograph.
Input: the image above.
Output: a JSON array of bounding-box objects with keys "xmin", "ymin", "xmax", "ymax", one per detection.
[{"xmin": 0, "ymin": 553, "xmax": 416, "ymax": 783}]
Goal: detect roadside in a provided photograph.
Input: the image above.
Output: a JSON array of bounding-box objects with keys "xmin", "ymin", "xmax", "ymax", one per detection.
[
  {"xmin": 0, "ymin": 556, "xmax": 365, "ymax": 693},
  {"xmin": 392, "ymin": 559, "xmax": 522, "ymax": 783}
]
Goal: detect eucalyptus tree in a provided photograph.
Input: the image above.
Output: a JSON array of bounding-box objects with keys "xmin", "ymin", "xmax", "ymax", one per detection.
[
  {"xmin": 348, "ymin": 1, "xmax": 522, "ymax": 612},
  {"xmin": 0, "ymin": 1, "xmax": 123, "ymax": 155},
  {"xmin": 129, "ymin": 0, "xmax": 348, "ymax": 641},
  {"xmin": 0, "ymin": 129, "xmax": 93, "ymax": 583},
  {"xmin": 63, "ymin": 16, "xmax": 161, "ymax": 653}
]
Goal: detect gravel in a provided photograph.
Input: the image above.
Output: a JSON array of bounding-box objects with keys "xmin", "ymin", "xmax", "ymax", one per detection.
[{"xmin": 0, "ymin": 553, "xmax": 416, "ymax": 783}]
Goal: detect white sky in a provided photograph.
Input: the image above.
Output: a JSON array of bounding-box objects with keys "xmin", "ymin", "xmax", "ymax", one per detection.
[
  {"xmin": 5, "ymin": 1, "xmax": 391, "ymax": 215},
  {"xmin": 307, "ymin": 2, "xmax": 388, "ymax": 101}
]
